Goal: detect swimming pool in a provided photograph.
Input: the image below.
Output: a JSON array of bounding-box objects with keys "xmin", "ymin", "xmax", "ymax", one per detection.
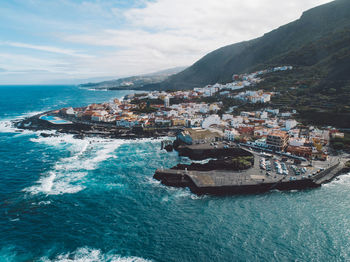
[{"xmin": 40, "ymin": 115, "xmax": 72, "ymax": 124}]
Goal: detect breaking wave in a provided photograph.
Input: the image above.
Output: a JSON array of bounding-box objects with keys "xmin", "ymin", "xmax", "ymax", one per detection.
[
  {"xmin": 324, "ymin": 173, "xmax": 350, "ymax": 187},
  {"xmin": 24, "ymin": 134, "xmax": 125, "ymax": 195},
  {"xmin": 0, "ymin": 111, "xmax": 43, "ymax": 134},
  {"xmin": 40, "ymin": 247, "xmax": 152, "ymax": 262}
]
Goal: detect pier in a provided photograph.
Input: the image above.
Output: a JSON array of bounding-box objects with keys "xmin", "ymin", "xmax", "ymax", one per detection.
[{"xmin": 154, "ymin": 146, "xmax": 349, "ymax": 195}]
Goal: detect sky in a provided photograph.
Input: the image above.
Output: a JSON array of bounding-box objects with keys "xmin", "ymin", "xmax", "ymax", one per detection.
[{"xmin": 0, "ymin": 0, "xmax": 333, "ymax": 85}]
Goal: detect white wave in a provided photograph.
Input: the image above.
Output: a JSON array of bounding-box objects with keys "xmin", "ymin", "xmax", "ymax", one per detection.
[
  {"xmin": 324, "ymin": 173, "xmax": 350, "ymax": 187},
  {"xmin": 146, "ymin": 176, "xmax": 204, "ymax": 201},
  {"xmin": 24, "ymin": 134, "xmax": 126, "ymax": 195},
  {"xmin": 87, "ymin": 88, "xmax": 108, "ymax": 91},
  {"xmin": 30, "ymin": 134, "xmax": 82, "ymax": 148},
  {"xmin": 161, "ymin": 188, "xmax": 204, "ymax": 201},
  {"xmin": 0, "ymin": 120, "xmax": 17, "ymax": 133},
  {"xmin": 173, "ymin": 189, "xmax": 194, "ymax": 199},
  {"xmin": 40, "ymin": 247, "xmax": 152, "ymax": 262},
  {"xmin": 25, "ymin": 171, "xmax": 86, "ymax": 195},
  {"xmin": 19, "ymin": 111, "xmax": 43, "ymax": 119},
  {"xmin": 38, "ymin": 201, "xmax": 52, "ymax": 205},
  {"xmin": 0, "ymin": 111, "xmax": 43, "ymax": 134}
]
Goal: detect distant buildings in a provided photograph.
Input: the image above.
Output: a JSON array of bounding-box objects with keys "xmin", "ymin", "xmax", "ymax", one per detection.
[
  {"xmin": 285, "ymin": 120, "xmax": 298, "ymax": 131},
  {"xmin": 234, "ymin": 90, "xmax": 273, "ymax": 104},
  {"xmin": 164, "ymin": 96, "xmax": 170, "ymax": 108},
  {"xmin": 54, "ymin": 64, "xmax": 337, "ymax": 160}
]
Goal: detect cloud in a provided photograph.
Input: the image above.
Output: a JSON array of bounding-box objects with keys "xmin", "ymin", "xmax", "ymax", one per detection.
[
  {"xmin": 60, "ymin": 0, "xmax": 333, "ymax": 79},
  {"xmin": 0, "ymin": 0, "xmax": 334, "ymax": 84},
  {"xmin": 0, "ymin": 53, "xmax": 70, "ymax": 73},
  {"xmin": 0, "ymin": 41, "xmax": 93, "ymax": 58}
]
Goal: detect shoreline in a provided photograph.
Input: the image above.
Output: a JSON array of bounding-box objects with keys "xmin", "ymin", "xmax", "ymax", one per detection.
[
  {"xmin": 12, "ymin": 110, "xmax": 350, "ymax": 196},
  {"xmin": 154, "ymin": 142, "xmax": 350, "ymax": 195},
  {"xmin": 13, "ymin": 110, "xmax": 180, "ymax": 140}
]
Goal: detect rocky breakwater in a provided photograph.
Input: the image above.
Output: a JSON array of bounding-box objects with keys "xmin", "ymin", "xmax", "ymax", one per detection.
[
  {"xmin": 153, "ymin": 142, "xmax": 256, "ymax": 190},
  {"xmin": 173, "ymin": 140, "xmax": 253, "ymax": 161},
  {"xmin": 154, "ymin": 142, "xmax": 350, "ymax": 195}
]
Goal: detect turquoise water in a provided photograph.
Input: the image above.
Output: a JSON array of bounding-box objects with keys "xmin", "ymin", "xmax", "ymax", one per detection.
[
  {"xmin": 40, "ymin": 115, "xmax": 71, "ymax": 124},
  {"xmin": 0, "ymin": 85, "xmax": 350, "ymax": 261}
]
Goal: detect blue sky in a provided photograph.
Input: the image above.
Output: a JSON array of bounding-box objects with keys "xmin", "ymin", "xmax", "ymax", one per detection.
[{"xmin": 0, "ymin": 0, "xmax": 332, "ymax": 84}]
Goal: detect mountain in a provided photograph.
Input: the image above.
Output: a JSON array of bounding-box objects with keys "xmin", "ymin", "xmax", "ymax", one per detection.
[
  {"xmin": 79, "ymin": 67, "xmax": 186, "ymax": 90},
  {"xmin": 150, "ymin": 0, "xmax": 350, "ymax": 91}
]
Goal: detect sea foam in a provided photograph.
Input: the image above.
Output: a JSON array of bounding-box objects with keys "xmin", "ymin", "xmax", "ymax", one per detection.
[
  {"xmin": 40, "ymin": 247, "xmax": 152, "ymax": 262},
  {"xmin": 0, "ymin": 111, "xmax": 44, "ymax": 134},
  {"xmin": 324, "ymin": 172, "xmax": 350, "ymax": 187},
  {"xmin": 24, "ymin": 134, "xmax": 126, "ymax": 196}
]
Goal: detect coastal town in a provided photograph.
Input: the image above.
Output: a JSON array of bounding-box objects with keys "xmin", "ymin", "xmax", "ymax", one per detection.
[
  {"xmin": 38, "ymin": 66, "xmax": 343, "ymax": 161},
  {"xmin": 16, "ymin": 66, "xmax": 349, "ymax": 195}
]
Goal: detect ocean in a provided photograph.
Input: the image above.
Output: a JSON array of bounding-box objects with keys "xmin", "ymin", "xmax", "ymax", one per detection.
[{"xmin": 0, "ymin": 85, "xmax": 350, "ymax": 262}]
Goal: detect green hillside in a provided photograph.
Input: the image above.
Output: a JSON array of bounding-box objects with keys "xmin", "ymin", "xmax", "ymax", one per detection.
[
  {"xmin": 144, "ymin": 0, "xmax": 350, "ymax": 127},
  {"xmin": 149, "ymin": 0, "xmax": 350, "ymax": 91}
]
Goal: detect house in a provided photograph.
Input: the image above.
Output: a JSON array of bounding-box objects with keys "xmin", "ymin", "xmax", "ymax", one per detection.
[
  {"xmin": 165, "ymin": 110, "xmax": 178, "ymax": 117},
  {"xmin": 222, "ymin": 114, "xmax": 234, "ymax": 121},
  {"xmin": 209, "ymin": 103, "xmax": 220, "ymax": 112},
  {"xmin": 186, "ymin": 117, "xmax": 203, "ymax": 128},
  {"xmin": 116, "ymin": 118, "xmax": 139, "ymax": 128},
  {"xmin": 289, "ymin": 137, "xmax": 306, "ymax": 147},
  {"xmin": 285, "ymin": 120, "xmax": 298, "ymax": 131},
  {"xmin": 224, "ymin": 129, "xmax": 240, "ymax": 141},
  {"xmin": 254, "ymin": 128, "xmax": 270, "ymax": 138},
  {"xmin": 60, "ymin": 107, "xmax": 75, "ymax": 116},
  {"xmin": 259, "ymin": 111, "xmax": 268, "ymax": 119},
  {"xmin": 266, "ymin": 131, "xmax": 289, "ymax": 151},
  {"xmin": 237, "ymin": 126, "xmax": 254, "ymax": 136},
  {"xmin": 286, "ymin": 146, "xmax": 312, "ymax": 158},
  {"xmin": 91, "ymin": 113, "xmax": 104, "ymax": 122},
  {"xmin": 230, "ymin": 116, "xmax": 244, "ymax": 128},
  {"xmin": 177, "ymin": 128, "xmax": 223, "ymax": 145},
  {"xmin": 155, "ymin": 118, "xmax": 172, "ymax": 127},
  {"xmin": 171, "ymin": 118, "xmax": 186, "ymax": 127},
  {"xmin": 202, "ymin": 115, "xmax": 221, "ymax": 129},
  {"xmin": 82, "ymin": 111, "xmax": 95, "ymax": 121},
  {"xmin": 164, "ymin": 96, "xmax": 170, "ymax": 108},
  {"xmin": 331, "ymin": 132, "xmax": 345, "ymax": 139}
]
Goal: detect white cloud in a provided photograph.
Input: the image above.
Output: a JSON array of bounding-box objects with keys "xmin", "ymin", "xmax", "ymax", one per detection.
[
  {"xmin": 0, "ymin": 41, "xmax": 93, "ymax": 58},
  {"xmin": 1, "ymin": 0, "xmax": 334, "ymax": 83},
  {"xmin": 62, "ymin": 0, "xmax": 333, "ymax": 79}
]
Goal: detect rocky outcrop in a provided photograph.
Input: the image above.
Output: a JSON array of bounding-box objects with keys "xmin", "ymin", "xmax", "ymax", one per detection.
[
  {"xmin": 171, "ymin": 156, "xmax": 253, "ymax": 171},
  {"xmin": 176, "ymin": 145, "xmax": 253, "ymax": 160}
]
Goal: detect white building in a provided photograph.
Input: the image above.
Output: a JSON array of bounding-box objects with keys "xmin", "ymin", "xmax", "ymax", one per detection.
[
  {"xmin": 285, "ymin": 119, "xmax": 298, "ymax": 131},
  {"xmin": 165, "ymin": 110, "xmax": 178, "ymax": 117},
  {"xmin": 224, "ymin": 129, "xmax": 240, "ymax": 141},
  {"xmin": 164, "ymin": 96, "xmax": 170, "ymax": 108},
  {"xmin": 266, "ymin": 109, "xmax": 279, "ymax": 115},
  {"xmin": 260, "ymin": 111, "xmax": 268, "ymax": 119},
  {"xmin": 66, "ymin": 107, "xmax": 75, "ymax": 116},
  {"xmin": 222, "ymin": 114, "xmax": 234, "ymax": 121},
  {"xmin": 202, "ymin": 114, "xmax": 221, "ymax": 129},
  {"xmin": 289, "ymin": 138, "xmax": 306, "ymax": 147},
  {"xmin": 230, "ymin": 116, "xmax": 244, "ymax": 128}
]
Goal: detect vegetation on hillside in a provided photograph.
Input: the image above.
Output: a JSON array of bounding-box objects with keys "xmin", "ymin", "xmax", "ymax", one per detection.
[{"xmin": 141, "ymin": 0, "xmax": 350, "ymax": 127}]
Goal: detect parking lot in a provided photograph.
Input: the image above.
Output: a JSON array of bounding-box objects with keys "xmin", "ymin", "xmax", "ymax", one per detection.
[{"xmin": 257, "ymin": 154, "xmax": 323, "ymax": 180}]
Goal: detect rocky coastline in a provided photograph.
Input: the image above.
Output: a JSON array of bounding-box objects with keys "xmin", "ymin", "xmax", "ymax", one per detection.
[
  {"xmin": 12, "ymin": 111, "xmax": 350, "ymax": 196},
  {"xmin": 13, "ymin": 111, "xmax": 180, "ymax": 140}
]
